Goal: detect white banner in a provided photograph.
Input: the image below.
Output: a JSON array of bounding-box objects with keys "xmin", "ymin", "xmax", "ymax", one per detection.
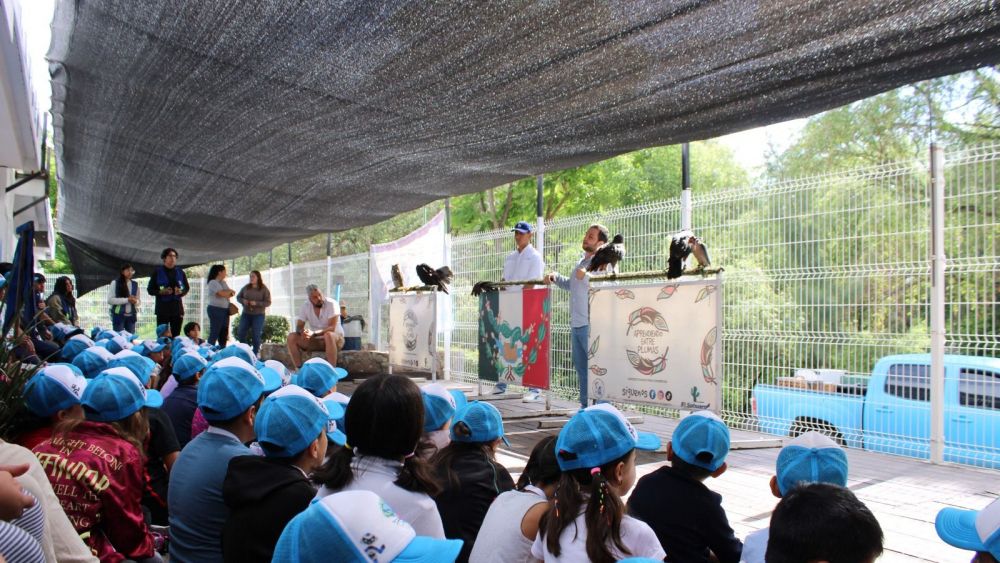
[
  {"xmin": 370, "ymin": 211, "xmax": 449, "ymax": 343},
  {"xmin": 587, "ymin": 278, "xmax": 722, "ymax": 412},
  {"xmin": 387, "ymin": 292, "xmax": 438, "ymax": 372}
]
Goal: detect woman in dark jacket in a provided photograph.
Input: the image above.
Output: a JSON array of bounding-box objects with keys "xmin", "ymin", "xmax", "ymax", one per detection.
[{"xmin": 431, "ymin": 401, "xmax": 515, "ymax": 563}]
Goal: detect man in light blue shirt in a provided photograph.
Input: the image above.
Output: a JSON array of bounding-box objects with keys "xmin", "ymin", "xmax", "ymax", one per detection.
[
  {"xmin": 168, "ymin": 360, "xmax": 266, "ymax": 563},
  {"xmin": 546, "ymin": 223, "xmax": 609, "ymax": 407}
]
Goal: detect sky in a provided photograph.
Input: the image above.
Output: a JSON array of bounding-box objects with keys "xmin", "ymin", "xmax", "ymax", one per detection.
[{"xmin": 16, "ymin": 0, "xmax": 804, "ymax": 176}]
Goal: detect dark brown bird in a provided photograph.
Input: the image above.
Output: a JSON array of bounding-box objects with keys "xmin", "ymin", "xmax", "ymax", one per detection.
[
  {"xmin": 416, "ymin": 264, "xmax": 453, "ymax": 293},
  {"xmin": 391, "ymin": 264, "xmax": 404, "ymax": 289},
  {"xmin": 471, "ymin": 281, "xmax": 499, "ymax": 296},
  {"xmin": 667, "ymin": 230, "xmax": 693, "ymax": 279},
  {"xmin": 588, "ymin": 234, "xmax": 625, "ymax": 273}
]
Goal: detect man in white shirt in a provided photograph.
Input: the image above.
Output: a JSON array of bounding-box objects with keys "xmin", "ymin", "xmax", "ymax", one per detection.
[
  {"xmin": 494, "ymin": 221, "xmax": 545, "ymax": 399},
  {"xmin": 286, "ymin": 284, "xmax": 344, "ymax": 369}
]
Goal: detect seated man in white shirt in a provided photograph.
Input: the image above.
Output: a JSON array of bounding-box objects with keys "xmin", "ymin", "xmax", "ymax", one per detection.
[
  {"xmin": 494, "ymin": 220, "xmax": 546, "ymax": 401},
  {"xmin": 286, "ymin": 284, "xmax": 344, "ymax": 369}
]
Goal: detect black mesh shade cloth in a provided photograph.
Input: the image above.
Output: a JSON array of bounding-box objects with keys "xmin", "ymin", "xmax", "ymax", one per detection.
[{"xmin": 48, "ymin": 0, "xmax": 1000, "ymax": 293}]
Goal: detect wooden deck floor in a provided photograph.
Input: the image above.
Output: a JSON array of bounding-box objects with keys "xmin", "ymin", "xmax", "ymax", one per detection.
[{"xmin": 340, "ymin": 378, "xmax": 997, "ymax": 562}]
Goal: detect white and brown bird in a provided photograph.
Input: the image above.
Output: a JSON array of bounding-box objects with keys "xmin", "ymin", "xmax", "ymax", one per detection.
[
  {"xmin": 390, "ymin": 264, "xmax": 404, "ymax": 289},
  {"xmin": 667, "ymin": 231, "xmax": 711, "ymax": 278}
]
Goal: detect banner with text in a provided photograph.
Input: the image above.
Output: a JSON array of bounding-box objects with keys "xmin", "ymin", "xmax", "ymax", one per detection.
[
  {"xmin": 477, "ymin": 287, "xmax": 551, "ymax": 389},
  {"xmin": 388, "ymin": 292, "xmax": 438, "ymax": 372},
  {"xmin": 587, "ymin": 279, "xmax": 721, "ymax": 411}
]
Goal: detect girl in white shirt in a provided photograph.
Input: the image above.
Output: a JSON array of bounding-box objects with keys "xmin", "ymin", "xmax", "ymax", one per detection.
[
  {"xmin": 469, "ymin": 434, "xmax": 561, "ymax": 563},
  {"xmin": 531, "ymin": 404, "xmax": 666, "ymax": 563},
  {"xmin": 312, "ymin": 374, "xmax": 445, "ymax": 538}
]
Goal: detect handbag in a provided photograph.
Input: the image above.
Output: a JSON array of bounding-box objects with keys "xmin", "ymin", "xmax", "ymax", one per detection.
[{"xmin": 228, "ymin": 302, "xmax": 239, "ymax": 316}]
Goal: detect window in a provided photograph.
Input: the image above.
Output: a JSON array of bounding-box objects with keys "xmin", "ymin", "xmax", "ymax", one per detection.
[
  {"xmin": 884, "ymin": 364, "xmax": 930, "ymax": 401},
  {"xmin": 959, "ymin": 369, "xmax": 1000, "ymax": 410}
]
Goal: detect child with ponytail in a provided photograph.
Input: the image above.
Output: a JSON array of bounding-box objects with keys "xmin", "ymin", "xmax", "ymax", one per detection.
[
  {"xmin": 313, "ymin": 374, "xmax": 445, "ymax": 538},
  {"xmin": 531, "ymin": 404, "xmax": 665, "ymax": 563}
]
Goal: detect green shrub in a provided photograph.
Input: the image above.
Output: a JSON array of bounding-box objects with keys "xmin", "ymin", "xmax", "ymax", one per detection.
[{"xmin": 232, "ymin": 314, "xmax": 290, "ymax": 344}]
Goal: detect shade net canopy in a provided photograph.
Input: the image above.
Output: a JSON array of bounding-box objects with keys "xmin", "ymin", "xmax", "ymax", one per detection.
[{"xmin": 49, "ymin": 0, "xmax": 1000, "ymax": 293}]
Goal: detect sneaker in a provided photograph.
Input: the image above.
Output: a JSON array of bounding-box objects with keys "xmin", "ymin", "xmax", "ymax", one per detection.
[
  {"xmin": 522, "ymin": 389, "xmax": 543, "ymax": 403},
  {"xmin": 491, "ymin": 383, "xmax": 508, "ymax": 395}
]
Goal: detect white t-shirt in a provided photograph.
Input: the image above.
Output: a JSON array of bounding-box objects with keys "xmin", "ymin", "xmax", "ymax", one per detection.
[
  {"xmin": 296, "ymin": 297, "xmax": 339, "ymax": 332},
  {"xmin": 503, "ymin": 244, "xmax": 545, "ymax": 283},
  {"xmin": 530, "ymin": 513, "xmax": 665, "ymax": 562},
  {"xmin": 315, "ymin": 455, "xmax": 445, "ymax": 539},
  {"xmin": 740, "ymin": 527, "xmax": 768, "ymax": 563}
]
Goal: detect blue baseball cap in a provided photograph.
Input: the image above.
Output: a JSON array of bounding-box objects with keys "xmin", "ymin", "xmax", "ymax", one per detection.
[
  {"xmin": 109, "ymin": 352, "xmax": 156, "ymax": 386},
  {"xmin": 138, "ymin": 339, "xmax": 167, "ymax": 356},
  {"xmin": 211, "ymin": 356, "xmax": 281, "ymax": 392},
  {"xmin": 83, "ymin": 367, "xmax": 163, "ymax": 422},
  {"xmin": 273, "ymin": 490, "xmax": 463, "ymax": 563},
  {"xmin": 556, "ymin": 404, "xmax": 661, "ymax": 471},
  {"xmin": 90, "ymin": 326, "xmax": 103, "ymax": 340},
  {"xmin": 451, "ymin": 401, "xmax": 509, "ymax": 447},
  {"xmin": 61, "ymin": 335, "xmax": 94, "ymax": 362},
  {"xmin": 213, "ymin": 343, "xmax": 256, "ymax": 365},
  {"xmin": 173, "ymin": 352, "xmax": 208, "ymax": 381},
  {"xmin": 936, "ymin": 498, "xmax": 1000, "ymax": 560},
  {"xmin": 155, "ymin": 324, "xmax": 171, "ymax": 338},
  {"xmin": 256, "ymin": 385, "xmax": 345, "ymax": 457},
  {"xmin": 325, "ymin": 392, "xmax": 350, "ymax": 431},
  {"xmin": 197, "ymin": 362, "xmax": 266, "ymax": 422},
  {"xmin": 775, "ymin": 431, "xmax": 849, "ymax": 495},
  {"xmin": 23, "ymin": 364, "xmax": 88, "ymax": 417},
  {"xmin": 512, "ymin": 221, "xmax": 533, "ymax": 234},
  {"xmin": 96, "ymin": 330, "xmax": 119, "ymax": 342},
  {"xmin": 671, "ymin": 411, "xmax": 730, "ymax": 472},
  {"xmin": 292, "ymin": 358, "xmax": 347, "ymax": 398},
  {"xmin": 264, "ymin": 360, "xmax": 292, "ymax": 386},
  {"xmin": 421, "ymin": 384, "xmax": 459, "ymax": 432},
  {"xmin": 72, "ymin": 346, "xmax": 115, "ymax": 378}
]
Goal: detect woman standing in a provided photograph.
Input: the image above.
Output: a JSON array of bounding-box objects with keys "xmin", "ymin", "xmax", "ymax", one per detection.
[
  {"xmin": 235, "ymin": 270, "xmax": 271, "ymax": 355},
  {"xmin": 108, "ymin": 264, "xmax": 140, "ymax": 332},
  {"xmin": 45, "ymin": 276, "xmax": 78, "ymax": 327},
  {"xmin": 205, "ymin": 265, "xmax": 235, "ymax": 347}
]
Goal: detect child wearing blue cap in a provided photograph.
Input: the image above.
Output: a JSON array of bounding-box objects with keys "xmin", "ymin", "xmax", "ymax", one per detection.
[
  {"xmin": 419, "ymin": 383, "xmax": 467, "ymax": 457},
  {"xmin": 273, "ymin": 489, "xmax": 462, "ymax": 563},
  {"xmin": 13, "ymin": 364, "xmax": 87, "ymax": 450},
  {"xmin": 741, "ymin": 431, "xmax": 849, "ymax": 563},
  {"xmin": 766, "ymin": 483, "xmax": 882, "ymax": 563},
  {"xmin": 33, "ymin": 368, "xmax": 164, "ymax": 562},
  {"xmin": 168, "ymin": 361, "xmax": 266, "ymax": 563},
  {"xmin": 431, "ymin": 401, "xmax": 514, "ymax": 563},
  {"xmin": 314, "ymin": 375, "xmax": 445, "ymax": 539},
  {"xmin": 470, "ymin": 435, "xmax": 562, "ymax": 563},
  {"xmin": 161, "ymin": 352, "xmax": 208, "ymax": 450},
  {"xmin": 222, "ymin": 385, "xmax": 344, "ymax": 562},
  {"xmin": 533, "ymin": 404, "xmax": 664, "ymax": 563},
  {"xmin": 628, "ymin": 410, "xmax": 741, "ymax": 563}
]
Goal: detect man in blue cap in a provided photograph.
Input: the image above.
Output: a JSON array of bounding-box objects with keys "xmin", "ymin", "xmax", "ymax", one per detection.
[{"xmin": 493, "ymin": 220, "xmax": 545, "ymax": 398}]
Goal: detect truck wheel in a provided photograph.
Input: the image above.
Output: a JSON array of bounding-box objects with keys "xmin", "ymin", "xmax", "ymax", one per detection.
[{"xmin": 789, "ymin": 419, "xmax": 846, "ymax": 446}]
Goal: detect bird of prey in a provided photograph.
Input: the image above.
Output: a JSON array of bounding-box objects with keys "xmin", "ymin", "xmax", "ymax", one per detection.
[
  {"xmin": 690, "ymin": 236, "xmax": 711, "ymax": 270},
  {"xmin": 471, "ymin": 281, "xmax": 499, "ymax": 296},
  {"xmin": 390, "ymin": 264, "xmax": 404, "ymax": 289},
  {"xmin": 588, "ymin": 234, "xmax": 625, "ymax": 273},
  {"xmin": 667, "ymin": 230, "xmax": 693, "ymax": 279},
  {"xmin": 416, "ymin": 264, "xmax": 453, "ymax": 293}
]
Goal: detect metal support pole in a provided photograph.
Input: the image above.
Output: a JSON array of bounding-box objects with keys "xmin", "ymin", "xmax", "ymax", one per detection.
[
  {"xmin": 536, "ymin": 175, "xmax": 545, "ymax": 252},
  {"xmin": 443, "ymin": 198, "xmax": 451, "ymax": 381},
  {"xmin": 681, "ymin": 143, "xmax": 692, "ymax": 231},
  {"xmin": 929, "ymin": 144, "xmax": 946, "ymax": 465}
]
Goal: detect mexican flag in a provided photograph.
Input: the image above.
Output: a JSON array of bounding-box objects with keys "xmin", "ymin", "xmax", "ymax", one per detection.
[{"xmin": 477, "ymin": 287, "xmax": 551, "ymax": 389}]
